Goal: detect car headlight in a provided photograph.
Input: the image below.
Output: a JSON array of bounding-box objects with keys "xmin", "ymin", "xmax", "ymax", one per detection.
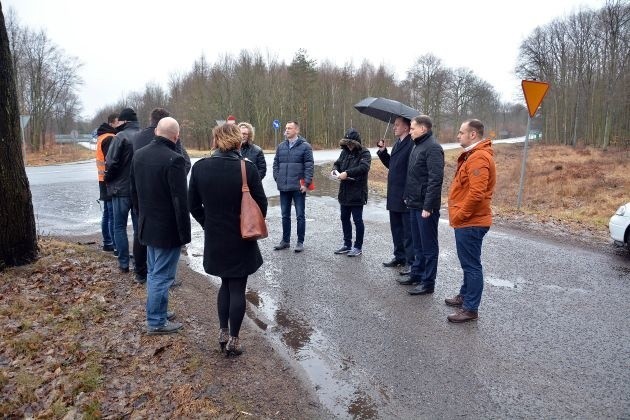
[{"xmin": 616, "ymin": 205, "xmax": 627, "ymax": 216}]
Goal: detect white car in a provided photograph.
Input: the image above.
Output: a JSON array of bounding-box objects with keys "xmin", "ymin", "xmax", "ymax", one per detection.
[{"xmin": 609, "ymin": 202, "xmax": 630, "ymax": 249}]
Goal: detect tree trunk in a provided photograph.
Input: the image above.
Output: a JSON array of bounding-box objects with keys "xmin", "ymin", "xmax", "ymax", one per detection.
[{"xmin": 0, "ymin": 4, "xmax": 38, "ymax": 270}]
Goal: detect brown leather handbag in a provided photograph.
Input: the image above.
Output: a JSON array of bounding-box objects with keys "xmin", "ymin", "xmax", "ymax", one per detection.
[{"xmin": 240, "ymin": 160, "xmax": 268, "ymax": 240}]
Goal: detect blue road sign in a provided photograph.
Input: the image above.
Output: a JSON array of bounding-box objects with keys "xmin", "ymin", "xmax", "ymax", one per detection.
[{"xmin": 272, "ymin": 119, "xmax": 280, "ymax": 130}]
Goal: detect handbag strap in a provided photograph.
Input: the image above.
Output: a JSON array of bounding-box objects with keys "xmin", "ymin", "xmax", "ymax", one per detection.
[{"xmin": 240, "ymin": 160, "xmax": 250, "ymax": 193}]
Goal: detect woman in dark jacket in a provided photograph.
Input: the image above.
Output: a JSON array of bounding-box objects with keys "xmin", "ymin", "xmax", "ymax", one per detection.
[
  {"xmin": 331, "ymin": 128, "xmax": 372, "ymax": 257},
  {"xmin": 188, "ymin": 124, "xmax": 268, "ymax": 356}
]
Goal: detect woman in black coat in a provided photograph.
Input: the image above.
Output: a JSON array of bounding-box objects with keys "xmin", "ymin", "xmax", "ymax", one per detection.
[
  {"xmin": 331, "ymin": 128, "xmax": 372, "ymax": 257},
  {"xmin": 188, "ymin": 124, "xmax": 268, "ymax": 356}
]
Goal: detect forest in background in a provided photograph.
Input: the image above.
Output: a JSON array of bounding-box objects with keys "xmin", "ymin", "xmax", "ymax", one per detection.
[{"xmin": 6, "ymin": 0, "xmax": 628, "ymax": 151}]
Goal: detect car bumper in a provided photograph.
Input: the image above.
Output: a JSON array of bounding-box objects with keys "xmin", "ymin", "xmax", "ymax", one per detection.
[{"xmin": 609, "ymin": 214, "xmax": 628, "ymax": 244}]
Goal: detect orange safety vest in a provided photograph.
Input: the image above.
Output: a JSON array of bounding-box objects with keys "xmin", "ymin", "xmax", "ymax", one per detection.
[{"xmin": 96, "ymin": 133, "xmax": 114, "ymax": 181}]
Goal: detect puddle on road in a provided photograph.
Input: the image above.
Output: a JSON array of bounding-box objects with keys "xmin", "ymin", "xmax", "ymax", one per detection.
[
  {"xmin": 485, "ymin": 276, "xmax": 517, "ymax": 288},
  {"xmin": 244, "ymin": 284, "xmax": 382, "ymax": 418}
]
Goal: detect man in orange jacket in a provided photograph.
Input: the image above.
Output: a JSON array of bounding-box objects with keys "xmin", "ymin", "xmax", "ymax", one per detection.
[
  {"xmin": 445, "ymin": 119, "xmax": 496, "ymax": 323},
  {"xmin": 95, "ymin": 113, "xmax": 120, "ymax": 252}
]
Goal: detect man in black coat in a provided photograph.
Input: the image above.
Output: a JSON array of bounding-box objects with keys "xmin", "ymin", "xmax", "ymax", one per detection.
[
  {"xmin": 105, "ymin": 107, "xmax": 141, "ymax": 273},
  {"xmin": 400, "ymin": 115, "xmax": 445, "ymax": 295},
  {"xmin": 331, "ymin": 128, "xmax": 371, "ymax": 257},
  {"xmin": 376, "ymin": 116, "xmax": 414, "ymax": 273},
  {"xmin": 132, "ymin": 107, "xmax": 191, "ymax": 284},
  {"xmin": 130, "ymin": 117, "xmax": 191, "ymax": 335}
]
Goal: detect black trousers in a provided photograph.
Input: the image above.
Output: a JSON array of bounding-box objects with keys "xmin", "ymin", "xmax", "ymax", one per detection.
[{"xmin": 389, "ymin": 210, "xmax": 414, "ymax": 264}]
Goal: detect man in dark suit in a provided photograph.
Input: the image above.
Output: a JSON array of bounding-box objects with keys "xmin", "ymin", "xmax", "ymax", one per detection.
[
  {"xmin": 130, "ymin": 117, "xmax": 191, "ymax": 335},
  {"xmin": 376, "ymin": 116, "xmax": 414, "ymax": 274},
  {"xmin": 132, "ymin": 107, "xmax": 191, "ymax": 284}
]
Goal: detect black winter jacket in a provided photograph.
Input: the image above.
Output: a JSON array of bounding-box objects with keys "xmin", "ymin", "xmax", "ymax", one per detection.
[
  {"xmin": 104, "ymin": 121, "xmax": 140, "ymax": 197},
  {"xmin": 130, "ymin": 136, "xmax": 191, "ymax": 248},
  {"xmin": 376, "ymin": 134, "xmax": 413, "ymax": 212},
  {"xmin": 188, "ymin": 151, "xmax": 268, "ymax": 278},
  {"xmin": 134, "ymin": 125, "xmax": 191, "ymax": 175},
  {"xmin": 404, "ymin": 130, "xmax": 444, "ymax": 211},
  {"xmin": 273, "ymin": 137, "xmax": 314, "ymax": 191},
  {"xmin": 241, "ymin": 142, "xmax": 266, "ymax": 179},
  {"xmin": 332, "ymin": 141, "xmax": 372, "ymax": 206}
]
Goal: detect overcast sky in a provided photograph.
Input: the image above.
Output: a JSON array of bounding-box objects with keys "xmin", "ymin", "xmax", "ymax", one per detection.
[{"xmin": 4, "ymin": 0, "xmax": 605, "ymax": 119}]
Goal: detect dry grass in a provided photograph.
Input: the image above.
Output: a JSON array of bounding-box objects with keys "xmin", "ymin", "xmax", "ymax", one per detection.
[
  {"xmin": 368, "ymin": 143, "xmax": 629, "ymax": 234},
  {"xmin": 25, "ymin": 144, "xmax": 94, "ymax": 166}
]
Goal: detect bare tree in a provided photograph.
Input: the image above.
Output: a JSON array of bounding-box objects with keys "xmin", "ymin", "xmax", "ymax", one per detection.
[{"xmin": 0, "ymin": 3, "xmax": 38, "ymax": 269}]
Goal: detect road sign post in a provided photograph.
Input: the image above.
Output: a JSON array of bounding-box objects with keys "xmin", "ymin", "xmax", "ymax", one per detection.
[
  {"xmin": 272, "ymin": 119, "xmax": 280, "ymax": 150},
  {"xmin": 20, "ymin": 115, "xmax": 31, "ymax": 162},
  {"xmin": 517, "ymin": 80, "xmax": 550, "ymax": 210}
]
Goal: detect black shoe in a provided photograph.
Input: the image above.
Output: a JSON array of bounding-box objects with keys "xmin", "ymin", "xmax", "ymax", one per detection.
[
  {"xmin": 135, "ymin": 273, "xmax": 146, "ymax": 284},
  {"xmin": 397, "ymin": 278, "xmax": 420, "ymax": 286},
  {"xmin": 119, "ymin": 266, "xmax": 129, "ymax": 273},
  {"xmin": 408, "ymin": 284, "xmax": 434, "ymax": 295},
  {"xmin": 146, "ymin": 321, "xmax": 183, "ymax": 335},
  {"xmin": 383, "ymin": 258, "xmax": 405, "ymax": 268},
  {"xmin": 103, "ymin": 244, "xmax": 115, "ymax": 252},
  {"xmin": 399, "ymin": 265, "xmax": 411, "ymax": 276},
  {"xmin": 274, "ymin": 241, "xmax": 290, "ymax": 251}
]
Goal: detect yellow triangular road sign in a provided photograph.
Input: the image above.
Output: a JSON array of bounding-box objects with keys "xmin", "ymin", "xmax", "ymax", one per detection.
[{"xmin": 522, "ymin": 80, "xmax": 550, "ymax": 118}]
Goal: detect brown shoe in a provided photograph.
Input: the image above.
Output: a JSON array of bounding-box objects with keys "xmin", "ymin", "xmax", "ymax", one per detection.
[
  {"xmin": 447, "ymin": 309, "xmax": 478, "ymax": 323},
  {"xmin": 445, "ymin": 294, "xmax": 463, "ymax": 307}
]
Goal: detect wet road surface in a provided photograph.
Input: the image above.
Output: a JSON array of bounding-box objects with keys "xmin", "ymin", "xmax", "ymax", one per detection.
[{"xmin": 27, "ymin": 147, "xmax": 630, "ymax": 418}]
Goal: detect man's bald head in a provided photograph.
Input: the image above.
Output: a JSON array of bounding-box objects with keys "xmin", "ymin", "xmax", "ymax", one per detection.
[{"xmin": 155, "ymin": 117, "xmax": 180, "ymax": 142}]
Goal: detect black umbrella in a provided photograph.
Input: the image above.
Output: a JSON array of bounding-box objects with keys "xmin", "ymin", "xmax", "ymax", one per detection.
[
  {"xmin": 354, "ymin": 97, "xmax": 420, "ymax": 138},
  {"xmin": 354, "ymin": 97, "xmax": 419, "ymax": 123}
]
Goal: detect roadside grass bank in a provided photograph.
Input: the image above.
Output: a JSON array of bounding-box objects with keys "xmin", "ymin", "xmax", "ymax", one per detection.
[
  {"xmin": 25, "ymin": 144, "xmax": 94, "ymax": 166},
  {"xmin": 367, "ymin": 143, "xmax": 629, "ymax": 244},
  {"xmin": 0, "ymin": 238, "xmax": 322, "ymax": 418}
]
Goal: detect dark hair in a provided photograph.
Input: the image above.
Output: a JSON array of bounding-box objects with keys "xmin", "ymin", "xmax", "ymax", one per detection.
[
  {"xmin": 150, "ymin": 108, "xmax": 170, "ymax": 126},
  {"xmin": 465, "ymin": 119, "xmax": 484, "ymax": 137},
  {"xmin": 107, "ymin": 113, "xmax": 118, "ymax": 124},
  {"xmin": 412, "ymin": 115, "xmax": 433, "ymax": 130},
  {"xmin": 286, "ymin": 120, "xmax": 300, "ymax": 128},
  {"xmin": 395, "ymin": 116, "xmax": 411, "ymax": 128}
]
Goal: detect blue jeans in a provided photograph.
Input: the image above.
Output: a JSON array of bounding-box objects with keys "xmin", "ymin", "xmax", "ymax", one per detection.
[
  {"xmin": 390, "ymin": 210, "xmax": 414, "ymax": 264},
  {"xmin": 340, "ymin": 205, "xmax": 364, "ymax": 249},
  {"xmin": 101, "ymin": 199, "xmax": 114, "ymax": 247},
  {"xmin": 112, "ymin": 196, "xmax": 137, "ymax": 269},
  {"xmin": 455, "ymin": 227, "xmax": 489, "ymax": 312},
  {"xmin": 146, "ymin": 246, "xmax": 181, "ymax": 327},
  {"xmin": 279, "ymin": 190, "xmax": 306, "ymax": 244},
  {"xmin": 409, "ymin": 209, "xmax": 440, "ymax": 288}
]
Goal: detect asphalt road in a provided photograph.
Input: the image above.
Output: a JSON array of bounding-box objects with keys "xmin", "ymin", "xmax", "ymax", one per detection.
[{"xmin": 26, "ymin": 146, "xmax": 630, "ymax": 419}]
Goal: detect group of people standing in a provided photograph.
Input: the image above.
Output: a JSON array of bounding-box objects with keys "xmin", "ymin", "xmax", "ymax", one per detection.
[
  {"xmin": 375, "ymin": 115, "xmax": 496, "ymax": 323},
  {"xmin": 96, "ymin": 107, "xmax": 496, "ymax": 361},
  {"xmin": 96, "ymin": 108, "xmax": 268, "ymax": 356}
]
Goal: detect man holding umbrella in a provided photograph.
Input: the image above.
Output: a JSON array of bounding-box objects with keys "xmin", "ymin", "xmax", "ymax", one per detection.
[
  {"xmin": 354, "ymin": 97, "xmax": 420, "ymax": 273},
  {"xmin": 376, "ymin": 117, "xmax": 414, "ymax": 272}
]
